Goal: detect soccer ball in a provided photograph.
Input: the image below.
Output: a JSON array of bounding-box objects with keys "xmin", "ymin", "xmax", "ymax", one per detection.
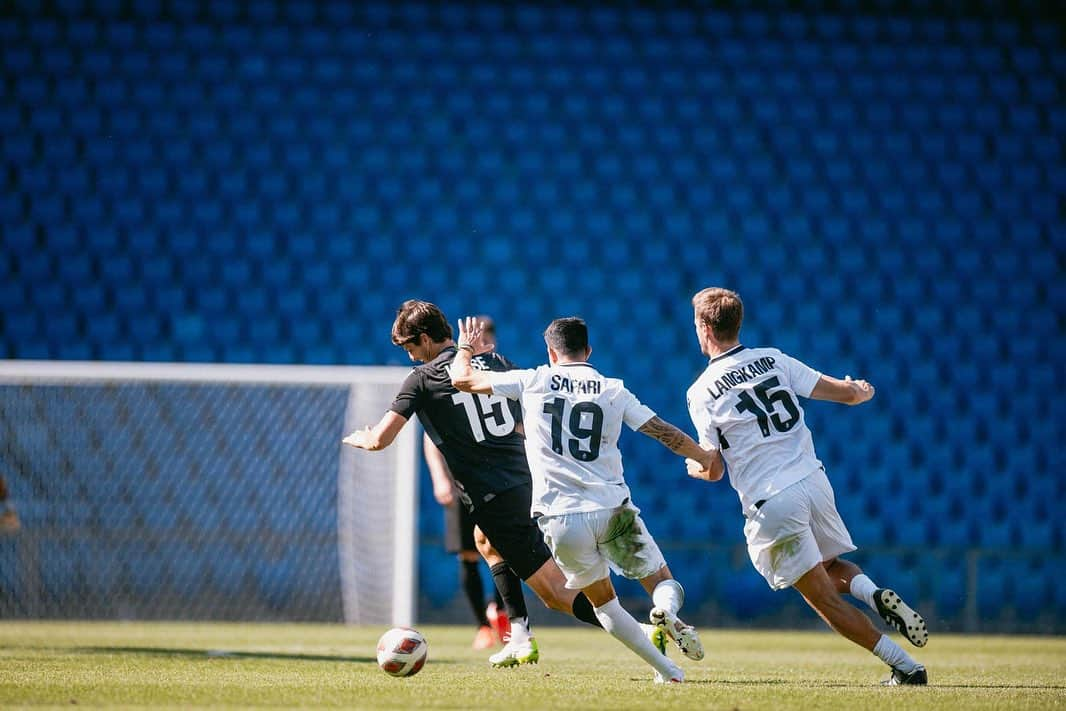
[{"xmin": 376, "ymin": 627, "xmax": 428, "ymax": 677}]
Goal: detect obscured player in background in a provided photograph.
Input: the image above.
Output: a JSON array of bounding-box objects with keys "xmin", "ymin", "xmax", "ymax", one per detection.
[
  {"xmin": 343, "ymin": 300, "xmax": 610, "ymax": 669},
  {"xmin": 0, "ymin": 475, "xmax": 19, "ymax": 534},
  {"xmin": 451, "ymin": 315, "xmax": 717, "ymax": 684},
  {"xmin": 424, "ymin": 316, "xmax": 510, "ymax": 649},
  {"xmin": 685, "ymin": 287, "xmax": 928, "ymax": 686}
]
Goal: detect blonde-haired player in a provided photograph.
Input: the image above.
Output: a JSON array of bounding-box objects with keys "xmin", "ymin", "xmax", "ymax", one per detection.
[{"xmin": 685, "ymin": 287, "xmax": 928, "ymax": 686}]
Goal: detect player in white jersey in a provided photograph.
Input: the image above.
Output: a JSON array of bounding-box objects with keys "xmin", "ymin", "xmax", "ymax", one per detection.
[
  {"xmin": 452, "ymin": 316, "xmax": 718, "ymax": 684},
  {"xmin": 684, "ymin": 287, "xmax": 929, "ymax": 686}
]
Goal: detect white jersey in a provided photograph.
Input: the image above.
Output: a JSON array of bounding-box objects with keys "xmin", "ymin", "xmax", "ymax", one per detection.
[
  {"xmin": 489, "ymin": 362, "xmax": 655, "ymax": 517},
  {"xmin": 686, "ymin": 344, "xmax": 824, "ymax": 513}
]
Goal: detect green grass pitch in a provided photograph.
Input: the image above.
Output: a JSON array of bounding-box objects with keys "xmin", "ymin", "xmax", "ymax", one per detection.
[{"xmin": 2, "ymin": 621, "xmax": 1064, "ymax": 709}]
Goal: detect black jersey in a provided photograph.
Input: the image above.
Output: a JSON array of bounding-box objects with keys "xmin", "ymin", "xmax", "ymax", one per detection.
[{"xmin": 390, "ymin": 346, "xmax": 530, "ymax": 510}]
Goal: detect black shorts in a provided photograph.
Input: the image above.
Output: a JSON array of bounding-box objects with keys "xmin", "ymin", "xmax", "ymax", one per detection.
[
  {"xmin": 444, "ymin": 500, "xmax": 476, "ymax": 554},
  {"xmin": 469, "ymin": 483, "xmax": 552, "ymax": 581}
]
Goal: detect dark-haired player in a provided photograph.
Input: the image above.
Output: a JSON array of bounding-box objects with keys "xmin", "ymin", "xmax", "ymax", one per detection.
[
  {"xmin": 451, "ymin": 315, "xmax": 716, "ymax": 683},
  {"xmin": 424, "ymin": 315, "xmax": 510, "ymax": 650},
  {"xmin": 343, "ymin": 300, "xmax": 613, "ymax": 667}
]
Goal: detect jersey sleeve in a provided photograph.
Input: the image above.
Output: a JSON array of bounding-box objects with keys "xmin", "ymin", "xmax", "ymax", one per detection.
[
  {"xmin": 686, "ymin": 388, "xmax": 717, "ymax": 448},
  {"xmin": 778, "ymin": 352, "xmax": 822, "ymax": 398},
  {"xmin": 620, "ymin": 387, "xmax": 657, "ymax": 430},
  {"xmin": 388, "ymin": 369, "xmax": 423, "ymax": 419},
  {"xmin": 488, "ymin": 367, "xmax": 537, "ymax": 401}
]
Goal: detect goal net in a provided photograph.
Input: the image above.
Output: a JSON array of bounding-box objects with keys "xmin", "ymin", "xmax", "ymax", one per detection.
[{"xmin": 0, "ymin": 360, "xmax": 419, "ymax": 625}]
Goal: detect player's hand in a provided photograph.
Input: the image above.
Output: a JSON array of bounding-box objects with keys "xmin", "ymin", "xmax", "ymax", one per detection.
[
  {"xmin": 457, "ymin": 316, "xmax": 491, "ymax": 355},
  {"xmin": 685, "ymin": 445, "xmax": 722, "ymax": 482},
  {"xmin": 685, "ymin": 456, "xmax": 712, "ymax": 481},
  {"xmin": 845, "ymin": 375, "xmax": 875, "ymax": 403},
  {"xmin": 342, "ymin": 427, "xmax": 374, "ymax": 449}
]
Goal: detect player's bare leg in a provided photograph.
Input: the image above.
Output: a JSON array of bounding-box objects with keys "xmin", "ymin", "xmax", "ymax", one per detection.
[
  {"xmin": 522, "ymin": 556, "xmax": 604, "ymax": 629},
  {"xmin": 793, "ymin": 562, "xmax": 926, "ymax": 685},
  {"xmin": 823, "ymin": 557, "xmax": 863, "ymax": 593},
  {"xmin": 583, "ymin": 577, "xmax": 684, "ymax": 683},
  {"xmin": 522, "ymin": 556, "xmax": 580, "ymax": 614},
  {"xmin": 474, "ymin": 526, "xmax": 504, "ymax": 567}
]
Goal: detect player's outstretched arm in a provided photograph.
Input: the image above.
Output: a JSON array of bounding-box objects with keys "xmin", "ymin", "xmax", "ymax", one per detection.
[
  {"xmin": 637, "ymin": 416, "xmax": 724, "ymax": 481},
  {"xmin": 342, "ymin": 411, "xmax": 408, "ymax": 451},
  {"xmin": 449, "ymin": 316, "xmax": 494, "ymax": 395},
  {"xmin": 809, "ymin": 374, "xmax": 875, "ymax": 406}
]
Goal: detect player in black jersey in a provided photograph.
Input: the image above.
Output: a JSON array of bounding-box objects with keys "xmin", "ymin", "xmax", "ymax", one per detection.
[
  {"xmin": 424, "ymin": 314, "xmax": 509, "ymax": 650},
  {"xmin": 343, "ymin": 300, "xmax": 608, "ymax": 667}
]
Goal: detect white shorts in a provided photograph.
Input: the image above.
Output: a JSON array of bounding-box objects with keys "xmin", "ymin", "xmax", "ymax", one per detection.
[
  {"xmin": 743, "ymin": 467, "xmax": 856, "ymax": 590},
  {"xmin": 537, "ymin": 502, "xmax": 667, "ymax": 590}
]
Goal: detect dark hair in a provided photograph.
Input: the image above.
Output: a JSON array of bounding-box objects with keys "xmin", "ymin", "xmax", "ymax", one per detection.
[
  {"xmin": 692, "ymin": 287, "xmax": 743, "ymax": 342},
  {"xmin": 477, "ymin": 315, "xmax": 496, "ymax": 338},
  {"xmin": 391, "ymin": 300, "xmax": 453, "ymax": 346},
  {"xmin": 543, "ymin": 317, "xmax": 589, "ymax": 357}
]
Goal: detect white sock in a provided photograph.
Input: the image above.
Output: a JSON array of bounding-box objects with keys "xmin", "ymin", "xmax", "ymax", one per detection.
[
  {"xmin": 508, "ymin": 616, "xmax": 530, "ymax": 644},
  {"xmin": 872, "ymin": 634, "xmax": 919, "ymax": 673},
  {"xmin": 849, "ymin": 573, "xmax": 878, "ymax": 610},
  {"xmin": 651, "ymin": 579, "xmax": 685, "ymax": 615},
  {"xmin": 594, "ymin": 597, "xmax": 681, "ymax": 679}
]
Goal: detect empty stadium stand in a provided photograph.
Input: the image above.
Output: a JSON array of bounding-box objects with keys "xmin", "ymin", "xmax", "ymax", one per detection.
[{"xmin": 0, "ymin": 1, "xmax": 1062, "ymax": 630}]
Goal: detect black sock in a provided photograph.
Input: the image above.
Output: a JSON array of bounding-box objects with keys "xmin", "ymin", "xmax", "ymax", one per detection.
[
  {"xmin": 570, "ymin": 592, "xmax": 604, "ymax": 628},
  {"xmin": 490, "ymin": 562, "xmax": 528, "ymax": 622},
  {"xmin": 461, "ymin": 560, "xmax": 490, "ymax": 627}
]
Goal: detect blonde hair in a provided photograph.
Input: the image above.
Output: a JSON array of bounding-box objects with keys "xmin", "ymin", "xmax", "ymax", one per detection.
[{"xmin": 692, "ymin": 288, "xmax": 743, "ymax": 342}]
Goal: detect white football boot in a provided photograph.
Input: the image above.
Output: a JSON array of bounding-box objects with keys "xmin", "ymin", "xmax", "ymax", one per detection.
[
  {"xmin": 874, "ymin": 588, "xmax": 928, "ymax": 648},
  {"xmin": 489, "ymin": 636, "xmax": 539, "ymax": 668},
  {"xmin": 653, "ymin": 663, "xmax": 685, "ymax": 684},
  {"xmin": 650, "ymin": 607, "xmax": 704, "ymax": 661}
]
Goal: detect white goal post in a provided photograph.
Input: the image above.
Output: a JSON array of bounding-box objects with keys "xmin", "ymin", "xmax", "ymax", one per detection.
[{"xmin": 0, "ymin": 360, "xmax": 419, "ymax": 626}]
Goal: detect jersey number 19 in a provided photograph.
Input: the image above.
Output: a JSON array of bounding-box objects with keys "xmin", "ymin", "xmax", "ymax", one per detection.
[{"xmin": 543, "ymin": 398, "xmax": 603, "ymax": 461}]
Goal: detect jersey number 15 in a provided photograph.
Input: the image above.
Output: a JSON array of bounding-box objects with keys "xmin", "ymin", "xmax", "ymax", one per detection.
[
  {"xmin": 734, "ymin": 375, "xmax": 800, "ymax": 438},
  {"xmin": 451, "ymin": 391, "xmax": 517, "ymax": 442}
]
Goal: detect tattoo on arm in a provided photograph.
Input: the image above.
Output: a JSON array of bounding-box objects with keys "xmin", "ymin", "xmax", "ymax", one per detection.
[{"xmin": 638, "ymin": 416, "xmax": 695, "ymax": 455}]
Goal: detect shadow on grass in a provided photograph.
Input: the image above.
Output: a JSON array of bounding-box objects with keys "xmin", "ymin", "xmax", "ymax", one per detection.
[{"xmin": 71, "ymin": 646, "xmax": 388, "ymax": 664}]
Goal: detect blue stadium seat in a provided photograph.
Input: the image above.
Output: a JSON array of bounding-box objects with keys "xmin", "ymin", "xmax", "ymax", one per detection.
[
  {"xmin": 723, "ymin": 565, "xmax": 780, "ymax": 620},
  {"xmin": 1006, "ymin": 558, "xmax": 1047, "ymax": 620},
  {"xmin": 419, "ymin": 547, "xmax": 459, "ymax": 607},
  {"xmin": 977, "ymin": 559, "xmax": 1009, "ymax": 618},
  {"xmin": 976, "ymin": 518, "xmax": 1014, "ymax": 550},
  {"xmin": 928, "ymin": 556, "xmax": 966, "ymax": 617},
  {"xmin": 0, "ymin": 0, "xmax": 1060, "ymax": 626}
]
